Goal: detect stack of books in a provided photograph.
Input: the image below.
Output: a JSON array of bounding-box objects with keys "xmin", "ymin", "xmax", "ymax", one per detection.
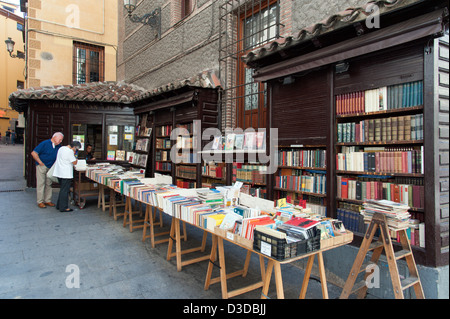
[
  {"xmin": 361, "ymin": 199, "xmax": 411, "ymax": 230},
  {"xmin": 197, "ymin": 189, "xmax": 224, "ymax": 207}
]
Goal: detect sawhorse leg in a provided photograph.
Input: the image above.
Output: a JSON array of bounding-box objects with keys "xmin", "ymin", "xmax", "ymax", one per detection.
[
  {"xmin": 298, "ymin": 252, "xmax": 329, "ymax": 299},
  {"xmin": 166, "ymin": 217, "xmax": 208, "ymax": 271},
  {"xmin": 142, "ymin": 205, "xmax": 170, "ymax": 247},
  {"xmin": 123, "ymin": 197, "xmax": 145, "ymax": 232},
  {"xmin": 205, "ymin": 235, "xmax": 265, "ymax": 299}
]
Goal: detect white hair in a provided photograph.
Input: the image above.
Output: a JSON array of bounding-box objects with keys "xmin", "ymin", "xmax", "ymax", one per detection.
[{"xmin": 52, "ymin": 132, "xmax": 64, "ymax": 138}]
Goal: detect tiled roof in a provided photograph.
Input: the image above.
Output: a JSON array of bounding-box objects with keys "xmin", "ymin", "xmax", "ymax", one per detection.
[
  {"xmin": 242, "ymin": 0, "xmax": 418, "ymax": 66},
  {"xmin": 137, "ymin": 69, "xmax": 221, "ymax": 101},
  {"xmin": 9, "ymin": 81, "xmax": 148, "ymax": 108},
  {"xmin": 9, "ymin": 70, "xmax": 221, "ymax": 111}
]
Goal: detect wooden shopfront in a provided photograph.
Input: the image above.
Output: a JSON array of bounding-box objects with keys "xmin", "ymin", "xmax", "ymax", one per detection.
[
  {"xmin": 243, "ymin": 2, "xmax": 449, "ymax": 268},
  {"xmin": 9, "ymin": 82, "xmax": 144, "ymax": 188}
]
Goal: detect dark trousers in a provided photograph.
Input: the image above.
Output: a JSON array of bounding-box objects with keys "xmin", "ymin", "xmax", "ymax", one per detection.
[{"xmin": 57, "ymin": 178, "xmax": 72, "ymax": 211}]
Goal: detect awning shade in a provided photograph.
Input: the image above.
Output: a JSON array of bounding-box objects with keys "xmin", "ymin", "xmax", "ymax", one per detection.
[{"xmin": 253, "ymin": 9, "xmax": 447, "ymax": 82}]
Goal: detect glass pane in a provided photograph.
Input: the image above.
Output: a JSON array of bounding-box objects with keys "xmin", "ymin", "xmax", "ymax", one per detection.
[
  {"xmin": 244, "ymin": 68, "xmax": 258, "ymax": 110},
  {"xmin": 76, "ymin": 48, "xmax": 86, "ymax": 84},
  {"xmin": 89, "ymin": 51, "xmax": 100, "ymax": 82},
  {"xmin": 243, "ymin": 3, "xmax": 279, "ymax": 51}
]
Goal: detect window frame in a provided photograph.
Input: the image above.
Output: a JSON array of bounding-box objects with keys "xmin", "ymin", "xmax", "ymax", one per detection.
[
  {"xmin": 236, "ymin": 0, "xmax": 280, "ymax": 129},
  {"xmin": 72, "ymin": 41, "xmax": 105, "ymax": 85}
]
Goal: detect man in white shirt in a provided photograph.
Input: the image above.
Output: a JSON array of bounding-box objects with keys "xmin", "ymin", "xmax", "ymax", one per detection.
[{"xmin": 53, "ymin": 141, "xmax": 81, "ymax": 212}]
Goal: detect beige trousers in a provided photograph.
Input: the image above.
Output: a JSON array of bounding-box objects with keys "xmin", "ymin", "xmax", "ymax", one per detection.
[{"xmin": 36, "ymin": 165, "xmax": 53, "ymax": 204}]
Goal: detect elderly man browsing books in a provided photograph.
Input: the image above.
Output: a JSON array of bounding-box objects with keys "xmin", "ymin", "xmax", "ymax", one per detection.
[{"xmin": 31, "ymin": 132, "xmax": 64, "ymax": 208}]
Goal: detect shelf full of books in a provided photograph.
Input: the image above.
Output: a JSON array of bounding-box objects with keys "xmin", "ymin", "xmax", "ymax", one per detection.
[
  {"xmin": 202, "ymin": 162, "xmax": 226, "ymax": 188},
  {"xmin": 232, "ymin": 162, "xmax": 267, "ymax": 199},
  {"xmin": 155, "ymin": 124, "xmax": 172, "ymax": 174},
  {"xmin": 334, "ymin": 79, "xmax": 425, "ymax": 249},
  {"xmin": 274, "ymin": 147, "xmax": 327, "ymax": 217},
  {"xmin": 173, "ymin": 122, "xmax": 200, "ymax": 188}
]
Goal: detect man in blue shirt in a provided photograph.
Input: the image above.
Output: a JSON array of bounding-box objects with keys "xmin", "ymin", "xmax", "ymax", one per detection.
[{"xmin": 31, "ymin": 132, "xmax": 64, "ymax": 208}]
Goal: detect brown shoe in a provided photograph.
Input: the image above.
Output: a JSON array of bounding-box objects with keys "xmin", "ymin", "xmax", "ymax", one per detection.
[
  {"xmin": 44, "ymin": 202, "xmax": 56, "ymax": 207},
  {"xmin": 38, "ymin": 203, "xmax": 46, "ymax": 208}
]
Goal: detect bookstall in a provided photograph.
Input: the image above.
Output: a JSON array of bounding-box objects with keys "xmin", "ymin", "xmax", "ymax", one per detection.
[
  {"xmin": 131, "ymin": 86, "xmax": 220, "ymax": 187},
  {"xmin": 243, "ymin": 4, "xmax": 449, "ymax": 268},
  {"xmin": 8, "ymin": 81, "xmax": 142, "ymax": 188},
  {"xmin": 83, "ymin": 162, "xmax": 353, "ymax": 299}
]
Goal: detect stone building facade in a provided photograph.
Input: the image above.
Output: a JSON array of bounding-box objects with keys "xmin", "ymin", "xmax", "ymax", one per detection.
[{"xmin": 117, "ymin": 0, "xmax": 369, "ymax": 130}]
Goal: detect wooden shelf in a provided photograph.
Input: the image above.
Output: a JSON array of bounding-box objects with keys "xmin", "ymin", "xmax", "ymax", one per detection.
[
  {"xmin": 274, "ymin": 187, "xmax": 327, "ymax": 198},
  {"xmin": 337, "ymin": 140, "xmax": 423, "ymax": 146},
  {"xmin": 176, "ymin": 176, "xmax": 197, "ymax": 181},
  {"xmin": 202, "ymin": 175, "xmax": 226, "ymax": 181},
  {"xmin": 336, "ymin": 170, "xmax": 424, "ymax": 177},
  {"xmin": 278, "ymin": 165, "xmax": 326, "ymax": 171},
  {"xmin": 235, "ymin": 181, "xmax": 266, "ymax": 186},
  {"xmin": 336, "ymin": 105, "xmax": 423, "ymax": 119}
]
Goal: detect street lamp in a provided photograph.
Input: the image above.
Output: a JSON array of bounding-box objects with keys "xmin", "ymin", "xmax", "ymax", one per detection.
[
  {"xmin": 5, "ymin": 37, "xmax": 25, "ymax": 59},
  {"xmin": 123, "ymin": 0, "xmax": 161, "ymax": 38}
]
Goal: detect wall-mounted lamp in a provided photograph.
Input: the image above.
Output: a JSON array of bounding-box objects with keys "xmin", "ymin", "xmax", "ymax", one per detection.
[
  {"xmin": 5, "ymin": 37, "xmax": 25, "ymax": 59},
  {"xmin": 124, "ymin": 0, "xmax": 161, "ymax": 38}
]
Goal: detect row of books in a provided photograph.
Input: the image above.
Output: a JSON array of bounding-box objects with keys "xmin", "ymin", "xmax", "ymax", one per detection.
[
  {"xmin": 337, "ymin": 176, "xmax": 425, "ymax": 208},
  {"xmin": 336, "ymin": 206, "xmax": 365, "ymax": 234},
  {"xmin": 176, "ymin": 165, "xmax": 197, "ymax": 180},
  {"xmin": 155, "ymin": 150, "xmax": 170, "ymax": 161},
  {"xmin": 337, "ymin": 114, "xmax": 423, "ymax": 143},
  {"xmin": 202, "ymin": 163, "xmax": 226, "ymax": 179},
  {"xmin": 155, "ymin": 161, "xmax": 171, "ymax": 171},
  {"xmin": 173, "ymin": 152, "xmax": 198, "ymax": 164},
  {"xmin": 336, "ymin": 80, "xmax": 423, "ymax": 115},
  {"xmin": 176, "ymin": 180, "xmax": 196, "ymax": 188},
  {"xmin": 156, "ymin": 125, "xmax": 172, "ymax": 137},
  {"xmin": 156, "ymin": 138, "xmax": 171, "ymax": 149},
  {"xmin": 336, "ymin": 147, "xmax": 423, "ymax": 174},
  {"xmin": 242, "ymin": 185, "xmax": 268, "ymax": 199},
  {"xmin": 175, "ymin": 136, "xmax": 194, "ymax": 149},
  {"xmin": 232, "ymin": 163, "xmax": 267, "ymax": 184},
  {"xmin": 135, "ymin": 138, "xmax": 151, "ymax": 152},
  {"xmin": 275, "ymin": 173, "xmax": 326, "ymax": 195},
  {"xmin": 277, "ymin": 149, "xmax": 326, "ymax": 168}
]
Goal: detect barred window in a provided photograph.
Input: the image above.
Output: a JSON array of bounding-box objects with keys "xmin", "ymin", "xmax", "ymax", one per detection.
[{"xmin": 73, "ymin": 42, "xmax": 104, "ymax": 84}]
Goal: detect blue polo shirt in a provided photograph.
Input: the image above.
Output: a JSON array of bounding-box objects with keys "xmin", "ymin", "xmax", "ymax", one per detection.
[{"xmin": 33, "ymin": 139, "xmax": 61, "ymax": 168}]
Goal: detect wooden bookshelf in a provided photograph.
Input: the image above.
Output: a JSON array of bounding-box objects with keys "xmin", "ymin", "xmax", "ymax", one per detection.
[
  {"xmin": 335, "ymin": 74, "xmax": 426, "ymax": 251},
  {"xmin": 272, "ymin": 146, "xmax": 328, "ymax": 215}
]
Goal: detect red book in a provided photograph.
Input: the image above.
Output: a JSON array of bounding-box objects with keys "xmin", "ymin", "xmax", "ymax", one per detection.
[
  {"xmin": 337, "ymin": 95, "xmax": 341, "ymax": 114},
  {"xmin": 285, "ymin": 217, "xmax": 319, "ymax": 229},
  {"xmin": 341, "ymin": 177, "xmax": 349, "ymax": 199},
  {"xmin": 402, "ymin": 152, "xmax": 407, "ymax": 173},
  {"xmin": 394, "ymin": 184, "xmax": 400, "ymax": 203}
]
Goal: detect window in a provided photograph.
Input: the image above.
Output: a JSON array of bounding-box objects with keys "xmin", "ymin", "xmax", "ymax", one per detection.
[
  {"xmin": 17, "ymin": 81, "xmax": 24, "ymax": 89},
  {"xmin": 219, "ymin": 0, "xmax": 280, "ymax": 129},
  {"xmin": 73, "ymin": 42, "xmax": 104, "ymax": 84}
]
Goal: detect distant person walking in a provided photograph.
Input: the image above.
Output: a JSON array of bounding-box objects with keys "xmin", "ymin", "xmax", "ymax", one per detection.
[
  {"xmin": 31, "ymin": 132, "xmax": 64, "ymax": 208},
  {"xmin": 5, "ymin": 129, "xmax": 11, "ymax": 145},
  {"xmin": 11, "ymin": 130, "xmax": 16, "ymax": 145}
]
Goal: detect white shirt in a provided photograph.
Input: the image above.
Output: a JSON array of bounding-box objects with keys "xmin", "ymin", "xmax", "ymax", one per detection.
[{"xmin": 53, "ymin": 146, "xmax": 77, "ymax": 179}]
